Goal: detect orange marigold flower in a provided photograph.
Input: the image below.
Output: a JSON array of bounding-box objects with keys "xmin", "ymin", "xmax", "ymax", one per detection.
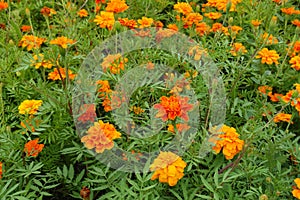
[
  {"xmin": 204, "ymin": 12, "xmax": 222, "ymax": 20},
  {"xmin": 0, "ymin": 162, "xmax": 2, "ymax": 179},
  {"xmin": 96, "ymin": 80, "xmax": 111, "ymax": 97},
  {"xmin": 195, "ymin": 22, "xmax": 210, "ymax": 36},
  {"xmin": 210, "ymin": 125, "xmax": 244, "ymax": 160},
  {"xmin": 50, "ymin": 36, "xmax": 75, "ymax": 49},
  {"xmin": 273, "ymin": 113, "xmax": 293, "ymax": 123},
  {"xmin": 281, "ymin": 7, "xmax": 300, "ymax": 15},
  {"xmin": 269, "ymin": 93, "xmax": 283, "ymax": 102},
  {"xmin": 118, "ymin": 18, "xmax": 137, "ymax": 29},
  {"xmin": 256, "ymin": 48, "xmax": 280, "ymax": 65},
  {"xmin": 150, "ymin": 151, "xmax": 187, "ymax": 186},
  {"xmin": 0, "ymin": 1, "xmax": 8, "ymax": 11},
  {"xmin": 48, "ymin": 68, "xmax": 76, "ymax": 80},
  {"xmin": 290, "ymin": 56, "xmax": 300, "ymax": 71},
  {"xmin": 94, "ymin": 11, "xmax": 115, "ymax": 30},
  {"xmin": 251, "ymin": 19, "xmax": 261, "ymax": 27},
  {"xmin": 77, "ymin": 9, "xmax": 89, "ymax": 17},
  {"xmin": 154, "ymin": 95, "xmax": 194, "ymax": 121},
  {"xmin": 167, "ymin": 123, "xmax": 190, "ymax": 134},
  {"xmin": 173, "ymin": 2, "xmax": 193, "ymax": 15},
  {"xmin": 167, "ymin": 24, "xmax": 178, "ymax": 31},
  {"xmin": 229, "ymin": 25, "xmax": 243, "ymax": 37},
  {"xmin": 81, "ymin": 120, "xmax": 121, "ymax": 153},
  {"xmin": 30, "ymin": 54, "xmax": 53, "ymax": 69},
  {"xmin": 18, "ymin": 100, "xmax": 43, "ymax": 115},
  {"xmin": 101, "ymin": 54, "xmax": 128, "ymax": 74},
  {"xmin": 154, "ymin": 21, "xmax": 164, "ymax": 28},
  {"xmin": 210, "ymin": 22, "xmax": 223, "ymax": 32},
  {"xmin": 40, "ymin": 6, "xmax": 56, "ymax": 17},
  {"xmin": 21, "ymin": 25, "xmax": 31, "ymax": 32},
  {"xmin": 230, "ymin": 43, "xmax": 247, "ymax": 56},
  {"xmin": 262, "ymin": 33, "xmax": 278, "ymax": 45},
  {"xmin": 258, "ymin": 85, "xmax": 273, "ymax": 96},
  {"xmin": 282, "ymin": 90, "xmax": 294, "ymax": 103},
  {"xmin": 203, "ymin": 0, "xmax": 242, "ymax": 12},
  {"xmin": 137, "ymin": 17, "xmax": 154, "ymax": 28},
  {"xmin": 182, "ymin": 12, "xmax": 203, "ymax": 28},
  {"xmin": 105, "ymin": 0, "xmax": 128, "ymax": 13},
  {"xmin": 18, "ymin": 35, "xmax": 46, "ymax": 51},
  {"xmin": 24, "ymin": 138, "xmax": 44, "ymax": 157},
  {"xmin": 292, "ymin": 19, "xmax": 300, "ymax": 27}
]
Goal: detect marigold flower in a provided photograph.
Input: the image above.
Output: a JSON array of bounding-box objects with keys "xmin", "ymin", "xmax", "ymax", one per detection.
[
  {"xmin": 21, "ymin": 25, "xmax": 31, "ymax": 32},
  {"xmin": 281, "ymin": 7, "xmax": 300, "ymax": 15},
  {"xmin": 96, "ymin": 80, "xmax": 111, "ymax": 97},
  {"xmin": 155, "ymin": 29, "xmax": 177, "ymax": 43},
  {"xmin": 195, "ymin": 22, "xmax": 210, "ymax": 36},
  {"xmin": 173, "ymin": 2, "xmax": 193, "ymax": 15},
  {"xmin": 293, "ymin": 178, "xmax": 300, "ymax": 199},
  {"xmin": 210, "ymin": 125, "xmax": 244, "ymax": 160},
  {"xmin": 251, "ymin": 19, "xmax": 261, "ymax": 27},
  {"xmin": 118, "ymin": 18, "xmax": 137, "ymax": 29},
  {"xmin": 81, "ymin": 120, "xmax": 121, "ymax": 153},
  {"xmin": 18, "ymin": 100, "xmax": 43, "ymax": 115},
  {"xmin": 102, "ymin": 90, "xmax": 125, "ymax": 112},
  {"xmin": 101, "ymin": 54, "xmax": 127, "ymax": 74},
  {"xmin": 204, "ymin": 12, "xmax": 222, "ymax": 20},
  {"xmin": 258, "ymin": 85, "xmax": 273, "ymax": 96},
  {"xmin": 40, "ymin": 6, "xmax": 56, "ymax": 17},
  {"xmin": 0, "ymin": 1, "xmax": 8, "ymax": 11},
  {"xmin": 256, "ymin": 48, "xmax": 280, "ymax": 65},
  {"xmin": 50, "ymin": 36, "xmax": 75, "ymax": 49},
  {"xmin": 24, "ymin": 139, "xmax": 44, "ymax": 157},
  {"xmin": 292, "ymin": 19, "xmax": 300, "ymax": 27},
  {"xmin": 137, "ymin": 17, "xmax": 154, "ymax": 28},
  {"xmin": 78, "ymin": 104, "xmax": 97, "ymax": 123},
  {"xmin": 77, "ymin": 9, "xmax": 88, "ymax": 17},
  {"xmin": 269, "ymin": 93, "xmax": 283, "ymax": 102},
  {"xmin": 18, "ymin": 35, "xmax": 46, "ymax": 51},
  {"xmin": 290, "ymin": 56, "xmax": 300, "ymax": 71},
  {"xmin": 167, "ymin": 24, "xmax": 178, "ymax": 31},
  {"xmin": 48, "ymin": 68, "xmax": 76, "ymax": 80},
  {"xmin": 94, "ymin": 11, "xmax": 115, "ymax": 30},
  {"xmin": 30, "ymin": 54, "xmax": 53, "ymax": 69},
  {"xmin": 150, "ymin": 151, "xmax": 187, "ymax": 186},
  {"xmin": 282, "ymin": 90, "xmax": 294, "ymax": 103},
  {"xmin": 203, "ymin": 0, "xmax": 242, "ymax": 12},
  {"xmin": 154, "ymin": 95, "xmax": 194, "ymax": 121},
  {"xmin": 182, "ymin": 12, "xmax": 203, "ymax": 28},
  {"xmin": 210, "ymin": 22, "xmax": 223, "ymax": 32},
  {"xmin": 230, "ymin": 43, "xmax": 247, "ymax": 56},
  {"xmin": 273, "ymin": 113, "xmax": 293, "ymax": 123},
  {"xmin": 154, "ymin": 21, "xmax": 164, "ymax": 28},
  {"xmin": 167, "ymin": 123, "xmax": 190, "ymax": 134},
  {"xmin": 0, "ymin": 162, "xmax": 3, "ymax": 179},
  {"xmin": 105, "ymin": 0, "xmax": 128, "ymax": 13}
]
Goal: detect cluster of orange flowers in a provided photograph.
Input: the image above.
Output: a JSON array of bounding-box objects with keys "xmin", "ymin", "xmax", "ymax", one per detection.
[
  {"xmin": 24, "ymin": 139, "xmax": 44, "ymax": 157},
  {"xmin": 288, "ymin": 41, "xmax": 300, "ymax": 71},
  {"xmin": 150, "ymin": 151, "xmax": 187, "ymax": 186},
  {"xmin": 101, "ymin": 54, "xmax": 128, "ymax": 74},
  {"xmin": 210, "ymin": 125, "xmax": 244, "ymax": 160},
  {"xmin": 81, "ymin": 120, "xmax": 121, "ymax": 153},
  {"xmin": 203, "ymin": 0, "xmax": 242, "ymax": 12},
  {"xmin": 48, "ymin": 67, "xmax": 76, "ymax": 81},
  {"xmin": 154, "ymin": 95, "xmax": 194, "ymax": 122},
  {"xmin": 293, "ymin": 178, "xmax": 300, "ymax": 199},
  {"xmin": 256, "ymin": 48, "xmax": 280, "ymax": 65}
]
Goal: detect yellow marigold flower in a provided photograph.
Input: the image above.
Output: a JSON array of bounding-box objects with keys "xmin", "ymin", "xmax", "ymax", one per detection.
[
  {"xmin": 262, "ymin": 33, "xmax": 278, "ymax": 45},
  {"xmin": 40, "ymin": 6, "xmax": 56, "ymax": 17},
  {"xmin": 251, "ymin": 19, "xmax": 261, "ymax": 27},
  {"xmin": 0, "ymin": 1, "xmax": 8, "ymax": 11},
  {"xmin": 81, "ymin": 120, "xmax": 121, "ymax": 153},
  {"xmin": 0, "ymin": 162, "xmax": 3, "ymax": 179},
  {"xmin": 204, "ymin": 12, "xmax": 222, "ymax": 20},
  {"xmin": 290, "ymin": 56, "xmax": 300, "ymax": 71},
  {"xmin": 77, "ymin": 9, "xmax": 88, "ymax": 17},
  {"xmin": 210, "ymin": 125, "xmax": 244, "ymax": 160},
  {"xmin": 118, "ymin": 18, "xmax": 137, "ymax": 29},
  {"xmin": 150, "ymin": 151, "xmax": 187, "ymax": 186},
  {"xmin": 50, "ymin": 36, "xmax": 75, "ymax": 49},
  {"xmin": 18, "ymin": 100, "xmax": 43, "ymax": 115},
  {"xmin": 48, "ymin": 68, "xmax": 76, "ymax": 80},
  {"xmin": 94, "ymin": 11, "xmax": 115, "ymax": 30},
  {"xmin": 24, "ymin": 138, "xmax": 44, "ymax": 157},
  {"xmin": 256, "ymin": 48, "xmax": 280, "ymax": 65},
  {"xmin": 292, "ymin": 19, "xmax": 300, "ymax": 27},
  {"xmin": 30, "ymin": 54, "xmax": 53, "ymax": 69},
  {"xmin": 173, "ymin": 2, "xmax": 193, "ymax": 15},
  {"xmin": 105, "ymin": 0, "xmax": 129, "ymax": 13},
  {"xmin": 230, "ymin": 43, "xmax": 247, "ymax": 56},
  {"xmin": 18, "ymin": 35, "xmax": 46, "ymax": 51},
  {"xmin": 137, "ymin": 17, "xmax": 154, "ymax": 28},
  {"xmin": 274, "ymin": 113, "xmax": 293, "ymax": 123}
]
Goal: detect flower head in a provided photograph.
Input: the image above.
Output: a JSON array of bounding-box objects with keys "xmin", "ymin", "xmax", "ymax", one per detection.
[
  {"xmin": 230, "ymin": 43, "xmax": 247, "ymax": 56},
  {"xmin": 274, "ymin": 113, "xmax": 293, "ymax": 123},
  {"xmin": 118, "ymin": 18, "xmax": 137, "ymax": 29},
  {"xmin": 18, "ymin": 35, "xmax": 46, "ymax": 51},
  {"xmin": 18, "ymin": 100, "xmax": 43, "ymax": 115},
  {"xmin": 30, "ymin": 54, "xmax": 53, "ymax": 69},
  {"xmin": 173, "ymin": 2, "xmax": 193, "ymax": 15},
  {"xmin": 289, "ymin": 56, "xmax": 300, "ymax": 71},
  {"xmin": 256, "ymin": 48, "xmax": 280, "ymax": 65},
  {"xmin": 77, "ymin": 9, "xmax": 88, "ymax": 17},
  {"xmin": 137, "ymin": 17, "xmax": 154, "ymax": 28},
  {"xmin": 204, "ymin": 12, "xmax": 222, "ymax": 20},
  {"xmin": 251, "ymin": 19, "xmax": 261, "ymax": 27},
  {"xmin": 94, "ymin": 11, "xmax": 115, "ymax": 30},
  {"xmin": 24, "ymin": 139, "xmax": 44, "ymax": 157},
  {"xmin": 50, "ymin": 36, "xmax": 75, "ymax": 48},
  {"xmin": 0, "ymin": 1, "xmax": 8, "ymax": 11},
  {"xmin": 105, "ymin": 0, "xmax": 129, "ymax": 13},
  {"xmin": 101, "ymin": 54, "xmax": 127, "ymax": 74},
  {"xmin": 293, "ymin": 178, "xmax": 300, "ymax": 199},
  {"xmin": 48, "ymin": 68, "xmax": 76, "ymax": 80},
  {"xmin": 40, "ymin": 6, "xmax": 57, "ymax": 17},
  {"xmin": 292, "ymin": 19, "xmax": 300, "ymax": 27},
  {"xmin": 77, "ymin": 104, "xmax": 97, "ymax": 123},
  {"xmin": 150, "ymin": 151, "xmax": 187, "ymax": 186},
  {"xmin": 21, "ymin": 25, "xmax": 31, "ymax": 32}
]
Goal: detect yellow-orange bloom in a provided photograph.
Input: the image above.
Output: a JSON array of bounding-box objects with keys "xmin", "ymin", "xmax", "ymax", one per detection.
[
  {"xmin": 203, "ymin": 0, "xmax": 242, "ymax": 12},
  {"xmin": 173, "ymin": 2, "xmax": 193, "ymax": 15},
  {"xmin": 289, "ymin": 56, "xmax": 300, "ymax": 71},
  {"xmin": 105, "ymin": 0, "xmax": 129, "ymax": 13},
  {"xmin": 81, "ymin": 120, "xmax": 121, "ymax": 153},
  {"xmin": 211, "ymin": 125, "xmax": 244, "ymax": 160},
  {"xmin": 77, "ymin": 9, "xmax": 88, "ymax": 17},
  {"xmin": 258, "ymin": 85, "xmax": 273, "ymax": 96},
  {"xmin": 292, "ymin": 19, "xmax": 300, "ymax": 27},
  {"xmin": 230, "ymin": 43, "xmax": 247, "ymax": 56},
  {"xmin": 18, "ymin": 100, "xmax": 43, "ymax": 115},
  {"xmin": 94, "ymin": 11, "xmax": 115, "ymax": 30},
  {"xmin": 281, "ymin": 7, "xmax": 300, "ymax": 15},
  {"xmin": 204, "ymin": 12, "xmax": 222, "ymax": 20},
  {"xmin": 293, "ymin": 178, "xmax": 300, "ymax": 199},
  {"xmin": 131, "ymin": 106, "xmax": 144, "ymax": 115},
  {"xmin": 0, "ymin": 1, "xmax": 8, "ymax": 11},
  {"xmin": 269, "ymin": 93, "xmax": 283, "ymax": 102},
  {"xmin": 24, "ymin": 139, "xmax": 44, "ymax": 157},
  {"xmin": 96, "ymin": 80, "xmax": 111, "ymax": 97},
  {"xmin": 256, "ymin": 48, "xmax": 280, "ymax": 65},
  {"xmin": 167, "ymin": 24, "xmax": 179, "ymax": 31},
  {"xmin": 18, "ymin": 35, "xmax": 46, "ymax": 51},
  {"xmin": 48, "ymin": 68, "xmax": 76, "ymax": 80},
  {"xmin": 182, "ymin": 12, "xmax": 203, "ymax": 28},
  {"xmin": 0, "ymin": 162, "xmax": 2, "ymax": 178},
  {"xmin": 137, "ymin": 17, "xmax": 154, "ymax": 28},
  {"xmin": 251, "ymin": 19, "xmax": 261, "ymax": 27},
  {"xmin": 50, "ymin": 36, "xmax": 75, "ymax": 49},
  {"xmin": 150, "ymin": 151, "xmax": 187, "ymax": 186},
  {"xmin": 210, "ymin": 22, "xmax": 223, "ymax": 32},
  {"xmin": 274, "ymin": 113, "xmax": 293, "ymax": 123},
  {"xmin": 195, "ymin": 22, "xmax": 210, "ymax": 36},
  {"xmin": 30, "ymin": 54, "xmax": 53, "ymax": 69}
]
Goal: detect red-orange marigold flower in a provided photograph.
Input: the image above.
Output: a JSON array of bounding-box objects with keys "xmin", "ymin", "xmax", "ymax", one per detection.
[
  {"xmin": 251, "ymin": 19, "xmax": 261, "ymax": 27},
  {"xmin": 230, "ymin": 43, "xmax": 247, "ymax": 56},
  {"xmin": 292, "ymin": 19, "xmax": 300, "ymax": 27},
  {"xmin": 281, "ymin": 7, "xmax": 300, "ymax": 15},
  {"xmin": 105, "ymin": 0, "xmax": 128, "ymax": 13},
  {"xmin": 150, "ymin": 151, "xmax": 187, "ymax": 186},
  {"xmin": 0, "ymin": 162, "xmax": 2, "ymax": 178},
  {"xmin": 256, "ymin": 48, "xmax": 280, "ymax": 65},
  {"xmin": 258, "ymin": 85, "xmax": 273, "ymax": 96},
  {"xmin": 118, "ymin": 18, "xmax": 137, "ymax": 29},
  {"xmin": 24, "ymin": 139, "xmax": 44, "ymax": 157},
  {"xmin": 210, "ymin": 22, "xmax": 223, "ymax": 32},
  {"xmin": 195, "ymin": 22, "xmax": 210, "ymax": 36},
  {"xmin": 154, "ymin": 95, "xmax": 194, "ymax": 121},
  {"xmin": 167, "ymin": 123, "xmax": 190, "ymax": 134},
  {"xmin": 21, "ymin": 25, "xmax": 31, "ymax": 32},
  {"xmin": 0, "ymin": 1, "xmax": 8, "ymax": 11},
  {"xmin": 40, "ymin": 6, "xmax": 56, "ymax": 17}
]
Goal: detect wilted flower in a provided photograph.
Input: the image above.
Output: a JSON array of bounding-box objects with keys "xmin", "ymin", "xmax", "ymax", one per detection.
[{"xmin": 40, "ymin": 6, "xmax": 57, "ymax": 17}]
